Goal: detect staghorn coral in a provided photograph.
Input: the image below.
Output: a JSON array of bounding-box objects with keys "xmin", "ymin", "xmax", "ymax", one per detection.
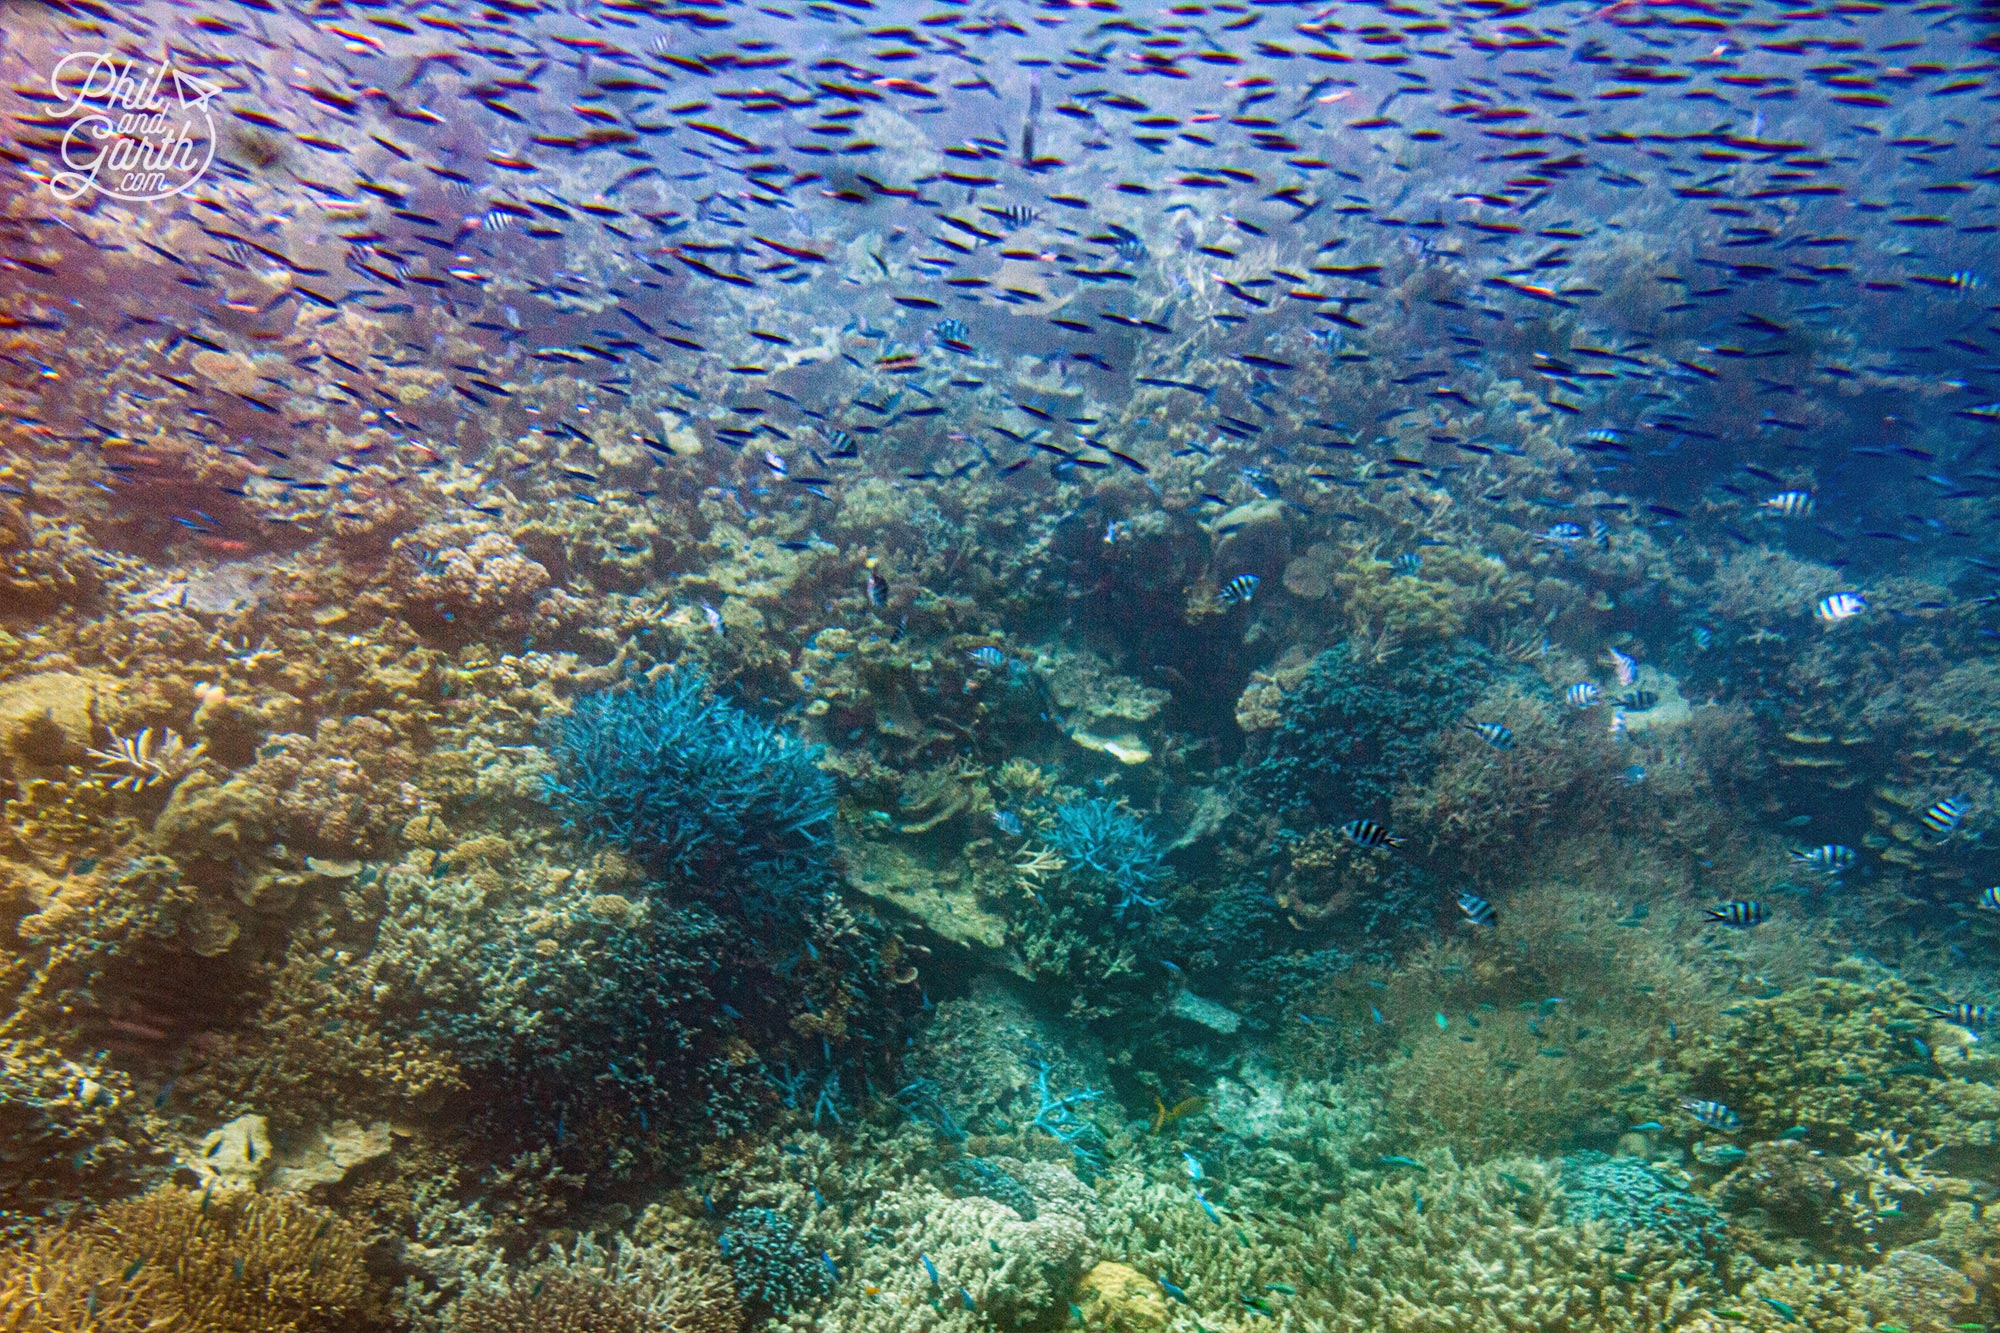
[
  {"xmin": 0, "ymin": 1185, "xmax": 386, "ymax": 1333},
  {"xmin": 1044, "ymin": 798, "xmax": 1169, "ymax": 921},
  {"xmin": 1395, "ymin": 676, "xmax": 1625, "ymax": 856},
  {"xmin": 1097, "ymin": 1151, "xmax": 1718, "ymax": 1333},
  {"xmin": 85, "ymin": 727, "xmax": 207, "ymax": 794},
  {"xmin": 0, "ymin": 1227, "xmax": 180, "ymax": 1333},
  {"xmin": 717, "ymin": 1208, "xmax": 833, "ymax": 1316},
  {"xmin": 542, "ymin": 670, "xmax": 835, "ymax": 924},
  {"xmin": 442, "ymin": 1231, "xmax": 743, "ymax": 1333},
  {"xmin": 1559, "ymin": 1152, "xmax": 1727, "ymax": 1259}
]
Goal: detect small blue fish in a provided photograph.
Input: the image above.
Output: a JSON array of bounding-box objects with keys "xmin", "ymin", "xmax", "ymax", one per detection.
[
  {"xmin": 920, "ymin": 1253, "xmax": 940, "ymax": 1288},
  {"xmin": 821, "ymin": 1251, "xmax": 840, "ymax": 1282},
  {"xmin": 1240, "ymin": 467, "xmax": 1280, "ymax": 498},
  {"xmin": 1158, "ymin": 1276, "xmax": 1190, "ymax": 1304},
  {"xmin": 991, "ymin": 809, "xmax": 1024, "ymax": 836}
]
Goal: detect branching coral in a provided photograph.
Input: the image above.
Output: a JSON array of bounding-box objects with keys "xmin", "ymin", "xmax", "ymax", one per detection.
[
  {"xmin": 543, "ymin": 670, "xmax": 835, "ymax": 924},
  {"xmin": 717, "ymin": 1208, "xmax": 834, "ymax": 1315},
  {"xmin": 1, "ymin": 1186, "xmax": 385, "ymax": 1333},
  {"xmin": 1675, "ymin": 968, "xmax": 1958, "ymax": 1149},
  {"xmin": 1560, "ymin": 1152, "xmax": 1727, "ymax": 1258},
  {"xmin": 1238, "ymin": 640, "xmax": 1502, "ymax": 821},
  {"xmin": 1045, "ymin": 798, "xmax": 1168, "ymax": 921},
  {"xmin": 443, "ymin": 1232, "xmax": 742, "ymax": 1333},
  {"xmin": 86, "ymin": 727, "xmax": 207, "ymax": 793}
]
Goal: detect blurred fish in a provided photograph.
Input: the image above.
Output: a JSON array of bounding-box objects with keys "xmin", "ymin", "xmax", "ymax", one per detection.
[
  {"xmin": 1705, "ymin": 900, "xmax": 1768, "ymax": 928},
  {"xmin": 1791, "ymin": 845, "xmax": 1856, "ymax": 876},
  {"xmin": 1927, "ymin": 1002, "xmax": 1991, "ymax": 1027},
  {"xmin": 1815, "ymin": 592, "xmax": 1868, "ymax": 624},
  {"xmin": 1456, "ymin": 891, "xmax": 1496, "ymax": 928},
  {"xmin": 1615, "ymin": 690, "xmax": 1658, "ymax": 712},
  {"xmin": 1466, "ymin": 721, "xmax": 1514, "ymax": 750},
  {"xmin": 967, "ymin": 646, "xmax": 1007, "ymax": 669},
  {"xmin": 1919, "ymin": 795, "xmax": 1968, "ymax": 838},
  {"xmin": 1679, "ymin": 1098, "xmax": 1742, "ymax": 1132},
  {"xmin": 1564, "ymin": 682, "xmax": 1600, "ymax": 709},
  {"xmin": 1340, "ymin": 819, "xmax": 1403, "ymax": 851},
  {"xmin": 1604, "ymin": 647, "xmax": 1637, "ymax": 688},
  {"xmin": 1761, "ymin": 490, "xmax": 1814, "ymax": 518},
  {"xmin": 1218, "ymin": 574, "xmax": 1260, "ymax": 605}
]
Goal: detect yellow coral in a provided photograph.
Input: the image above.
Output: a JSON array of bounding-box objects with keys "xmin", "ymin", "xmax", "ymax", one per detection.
[{"xmin": 2, "ymin": 1187, "xmax": 384, "ymax": 1333}]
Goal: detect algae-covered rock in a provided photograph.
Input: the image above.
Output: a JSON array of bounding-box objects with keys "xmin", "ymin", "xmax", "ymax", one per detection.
[
  {"xmin": 0, "ymin": 670, "xmax": 102, "ymax": 767},
  {"xmin": 844, "ymin": 840, "xmax": 1012, "ymax": 958},
  {"xmin": 269, "ymin": 1118, "xmax": 393, "ymax": 1192},
  {"xmin": 190, "ymin": 1112, "xmax": 273, "ymax": 1190}
]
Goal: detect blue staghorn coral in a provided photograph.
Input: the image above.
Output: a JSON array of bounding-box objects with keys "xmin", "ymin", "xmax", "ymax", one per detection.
[
  {"xmin": 543, "ymin": 670, "xmax": 837, "ymax": 924},
  {"xmin": 1047, "ymin": 797, "xmax": 1168, "ymax": 921}
]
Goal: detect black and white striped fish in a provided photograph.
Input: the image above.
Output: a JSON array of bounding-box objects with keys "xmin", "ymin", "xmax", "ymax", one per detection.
[
  {"xmin": 1928, "ymin": 1001, "xmax": 1991, "ymax": 1027},
  {"xmin": 1790, "ymin": 845, "xmax": 1855, "ymax": 876},
  {"xmin": 1340, "ymin": 819, "xmax": 1403, "ymax": 850},
  {"xmin": 1679, "ymin": 1098, "xmax": 1741, "ymax": 1131},
  {"xmin": 1919, "ymin": 794, "xmax": 1968, "ymax": 838},
  {"xmin": 1761, "ymin": 490, "xmax": 1814, "ymax": 518},
  {"xmin": 981, "ymin": 204, "xmax": 1041, "ymax": 231},
  {"xmin": 1704, "ymin": 900, "xmax": 1767, "ymax": 928},
  {"xmin": 1466, "ymin": 721, "xmax": 1513, "ymax": 750},
  {"xmin": 1219, "ymin": 574, "xmax": 1260, "ymax": 605},
  {"xmin": 1456, "ymin": 891, "xmax": 1496, "ymax": 927}
]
